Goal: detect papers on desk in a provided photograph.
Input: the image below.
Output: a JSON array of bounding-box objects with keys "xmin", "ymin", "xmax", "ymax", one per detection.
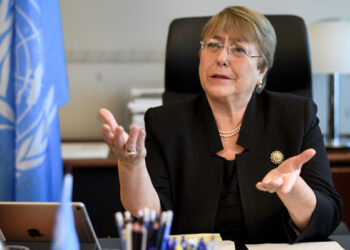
[
  {"xmin": 246, "ymin": 241, "xmax": 344, "ymax": 250},
  {"xmin": 170, "ymin": 233, "xmax": 344, "ymax": 250},
  {"xmin": 127, "ymin": 88, "xmax": 163, "ymax": 129},
  {"xmin": 61, "ymin": 142, "xmax": 110, "ymax": 159},
  {"xmin": 170, "ymin": 233, "xmax": 222, "ymax": 243},
  {"xmin": 127, "ymin": 98, "xmax": 162, "ymax": 113}
]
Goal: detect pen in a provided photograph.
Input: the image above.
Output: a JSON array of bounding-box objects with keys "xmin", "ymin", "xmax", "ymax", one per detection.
[
  {"xmin": 196, "ymin": 238, "xmax": 206, "ymax": 250},
  {"xmin": 140, "ymin": 220, "xmax": 148, "ymax": 250},
  {"xmin": 174, "ymin": 237, "xmax": 183, "ymax": 250},
  {"xmin": 124, "ymin": 211, "xmax": 132, "ymax": 225},
  {"xmin": 206, "ymin": 236, "xmax": 215, "ymax": 250},
  {"xmin": 181, "ymin": 235, "xmax": 187, "ymax": 250},
  {"xmin": 122, "ymin": 222, "xmax": 132, "ymax": 250},
  {"xmin": 160, "ymin": 211, "xmax": 173, "ymax": 250},
  {"xmin": 166, "ymin": 238, "xmax": 173, "ymax": 250},
  {"xmin": 148, "ymin": 210, "xmax": 157, "ymax": 239},
  {"xmin": 143, "ymin": 208, "xmax": 150, "ymax": 230},
  {"xmin": 115, "ymin": 211, "xmax": 124, "ymax": 237},
  {"xmin": 138, "ymin": 209, "xmax": 144, "ymax": 224},
  {"xmin": 156, "ymin": 212, "xmax": 167, "ymax": 250},
  {"xmin": 149, "ymin": 219, "xmax": 159, "ymax": 250},
  {"xmin": 187, "ymin": 238, "xmax": 197, "ymax": 250}
]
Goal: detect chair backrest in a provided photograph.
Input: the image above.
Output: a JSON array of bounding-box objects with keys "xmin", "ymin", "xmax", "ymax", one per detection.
[{"xmin": 163, "ymin": 15, "xmax": 312, "ymax": 104}]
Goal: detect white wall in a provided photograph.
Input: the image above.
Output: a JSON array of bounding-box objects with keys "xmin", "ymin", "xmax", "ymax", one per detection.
[{"xmin": 58, "ymin": 0, "xmax": 350, "ymax": 140}]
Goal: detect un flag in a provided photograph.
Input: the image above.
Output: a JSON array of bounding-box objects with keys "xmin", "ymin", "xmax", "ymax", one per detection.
[{"xmin": 0, "ymin": 0, "xmax": 69, "ymax": 201}]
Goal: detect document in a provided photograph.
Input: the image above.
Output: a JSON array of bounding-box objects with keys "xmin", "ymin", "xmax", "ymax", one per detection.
[
  {"xmin": 246, "ymin": 241, "xmax": 344, "ymax": 250},
  {"xmin": 170, "ymin": 233, "xmax": 222, "ymax": 243},
  {"xmin": 170, "ymin": 234, "xmax": 345, "ymax": 250},
  {"xmin": 61, "ymin": 142, "xmax": 110, "ymax": 159}
]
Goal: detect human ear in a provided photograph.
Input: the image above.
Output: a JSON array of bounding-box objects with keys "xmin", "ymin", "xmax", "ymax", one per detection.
[{"xmin": 258, "ymin": 65, "xmax": 268, "ymax": 79}]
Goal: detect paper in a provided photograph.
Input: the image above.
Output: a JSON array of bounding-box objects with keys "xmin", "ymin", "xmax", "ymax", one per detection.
[
  {"xmin": 127, "ymin": 98, "xmax": 162, "ymax": 113},
  {"xmin": 246, "ymin": 241, "xmax": 344, "ymax": 250},
  {"xmin": 130, "ymin": 88, "xmax": 164, "ymax": 97},
  {"xmin": 170, "ymin": 233, "xmax": 222, "ymax": 243},
  {"xmin": 213, "ymin": 240, "xmax": 236, "ymax": 250},
  {"xmin": 61, "ymin": 142, "xmax": 110, "ymax": 159},
  {"xmin": 170, "ymin": 234, "xmax": 233, "ymax": 250}
]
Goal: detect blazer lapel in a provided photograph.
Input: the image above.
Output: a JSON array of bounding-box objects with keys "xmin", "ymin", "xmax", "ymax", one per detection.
[
  {"xmin": 180, "ymin": 94, "xmax": 224, "ymax": 232},
  {"xmin": 235, "ymin": 92, "xmax": 285, "ymax": 241}
]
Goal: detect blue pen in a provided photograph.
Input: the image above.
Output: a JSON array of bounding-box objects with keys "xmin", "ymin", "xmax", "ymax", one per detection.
[
  {"xmin": 181, "ymin": 235, "xmax": 187, "ymax": 250},
  {"xmin": 166, "ymin": 237, "xmax": 174, "ymax": 250},
  {"xmin": 196, "ymin": 238, "xmax": 206, "ymax": 250},
  {"xmin": 156, "ymin": 212, "xmax": 167, "ymax": 250},
  {"xmin": 174, "ymin": 237, "xmax": 184, "ymax": 250},
  {"xmin": 160, "ymin": 211, "xmax": 174, "ymax": 250}
]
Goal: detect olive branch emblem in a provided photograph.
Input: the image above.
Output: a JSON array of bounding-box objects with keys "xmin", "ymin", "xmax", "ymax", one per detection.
[{"xmin": 0, "ymin": 0, "xmax": 57, "ymax": 172}]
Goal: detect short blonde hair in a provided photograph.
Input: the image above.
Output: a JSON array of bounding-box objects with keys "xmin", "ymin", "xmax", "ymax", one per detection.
[{"xmin": 201, "ymin": 6, "xmax": 276, "ymax": 84}]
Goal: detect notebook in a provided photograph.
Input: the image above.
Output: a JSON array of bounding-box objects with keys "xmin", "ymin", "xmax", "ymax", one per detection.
[{"xmin": 0, "ymin": 202, "xmax": 101, "ymax": 250}]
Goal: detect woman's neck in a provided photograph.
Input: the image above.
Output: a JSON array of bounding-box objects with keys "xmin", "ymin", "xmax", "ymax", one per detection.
[{"xmin": 206, "ymin": 94, "xmax": 249, "ymax": 131}]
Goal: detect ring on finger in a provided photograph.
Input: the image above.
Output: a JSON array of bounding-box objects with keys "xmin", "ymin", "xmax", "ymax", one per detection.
[{"xmin": 125, "ymin": 147, "xmax": 137, "ymax": 156}]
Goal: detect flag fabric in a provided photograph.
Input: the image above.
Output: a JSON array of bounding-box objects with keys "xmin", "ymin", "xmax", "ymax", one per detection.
[
  {"xmin": 0, "ymin": 0, "xmax": 69, "ymax": 201},
  {"xmin": 51, "ymin": 174, "xmax": 79, "ymax": 250}
]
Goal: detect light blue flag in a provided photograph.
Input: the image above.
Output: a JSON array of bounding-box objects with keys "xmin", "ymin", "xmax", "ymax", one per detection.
[
  {"xmin": 51, "ymin": 174, "xmax": 79, "ymax": 250},
  {"xmin": 0, "ymin": 0, "xmax": 69, "ymax": 201}
]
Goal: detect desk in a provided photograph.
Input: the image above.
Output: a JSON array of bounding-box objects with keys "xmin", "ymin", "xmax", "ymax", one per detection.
[
  {"xmin": 64, "ymin": 149, "xmax": 350, "ymax": 237},
  {"xmin": 328, "ymin": 149, "xmax": 350, "ymax": 228},
  {"xmin": 6, "ymin": 236, "xmax": 350, "ymax": 250}
]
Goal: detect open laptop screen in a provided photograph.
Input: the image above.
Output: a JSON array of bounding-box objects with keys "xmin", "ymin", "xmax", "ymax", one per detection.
[{"xmin": 0, "ymin": 202, "xmax": 101, "ymax": 250}]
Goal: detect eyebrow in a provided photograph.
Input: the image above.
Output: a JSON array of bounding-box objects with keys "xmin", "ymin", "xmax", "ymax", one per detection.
[{"xmin": 211, "ymin": 35, "xmax": 244, "ymax": 44}]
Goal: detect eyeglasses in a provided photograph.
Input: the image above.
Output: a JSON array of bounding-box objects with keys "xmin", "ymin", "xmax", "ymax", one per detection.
[{"xmin": 200, "ymin": 40, "xmax": 262, "ymax": 59}]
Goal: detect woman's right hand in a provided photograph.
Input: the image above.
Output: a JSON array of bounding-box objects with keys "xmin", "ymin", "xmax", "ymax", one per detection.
[
  {"xmin": 99, "ymin": 108, "xmax": 160, "ymax": 214},
  {"xmin": 99, "ymin": 108, "xmax": 147, "ymax": 167}
]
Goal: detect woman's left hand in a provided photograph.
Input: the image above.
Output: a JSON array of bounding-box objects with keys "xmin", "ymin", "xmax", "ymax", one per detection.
[{"xmin": 256, "ymin": 148, "xmax": 316, "ymax": 194}]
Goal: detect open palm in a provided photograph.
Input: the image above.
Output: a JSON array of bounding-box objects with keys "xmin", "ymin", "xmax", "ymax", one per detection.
[{"xmin": 256, "ymin": 149, "xmax": 316, "ymax": 194}]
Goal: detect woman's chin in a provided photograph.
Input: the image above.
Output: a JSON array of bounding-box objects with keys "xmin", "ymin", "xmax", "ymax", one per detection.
[{"xmin": 205, "ymin": 88, "xmax": 237, "ymax": 99}]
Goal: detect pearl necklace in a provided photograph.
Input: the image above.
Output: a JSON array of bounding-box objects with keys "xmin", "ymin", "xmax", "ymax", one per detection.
[{"xmin": 219, "ymin": 123, "xmax": 242, "ymax": 138}]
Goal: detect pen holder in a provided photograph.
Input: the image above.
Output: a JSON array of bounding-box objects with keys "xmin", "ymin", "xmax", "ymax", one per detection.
[{"xmin": 115, "ymin": 209, "xmax": 173, "ymax": 250}]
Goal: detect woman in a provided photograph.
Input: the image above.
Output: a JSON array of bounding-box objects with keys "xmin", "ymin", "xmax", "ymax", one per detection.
[{"xmin": 100, "ymin": 6, "xmax": 341, "ymax": 245}]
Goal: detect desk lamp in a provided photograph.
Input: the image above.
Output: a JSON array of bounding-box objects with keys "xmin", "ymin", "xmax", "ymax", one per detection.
[{"xmin": 308, "ymin": 19, "xmax": 350, "ymax": 148}]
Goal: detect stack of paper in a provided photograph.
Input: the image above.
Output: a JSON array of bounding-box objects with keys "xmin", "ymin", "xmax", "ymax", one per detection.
[
  {"xmin": 127, "ymin": 88, "xmax": 163, "ymax": 128},
  {"xmin": 61, "ymin": 142, "xmax": 110, "ymax": 159},
  {"xmin": 168, "ymin": 233, "xmax": 345, "ymax": 250},
  {"xmin": 246, "ymin": 241, "xmax": 344, "ymax": 250}
]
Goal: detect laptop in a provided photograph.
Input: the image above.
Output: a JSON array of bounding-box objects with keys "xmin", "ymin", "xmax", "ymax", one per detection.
[{"xmin": 0, "ymin": 202, "xmax": 102, "ymax": 250}]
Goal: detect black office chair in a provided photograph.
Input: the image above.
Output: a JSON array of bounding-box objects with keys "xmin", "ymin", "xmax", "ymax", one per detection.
[
  {"xmin": 163, "ymin": 15, "xmax": 350, "ymax": 236},
  {"xmin": 163, "ymin": 15, "xmax": 312, "ymax": 104}
]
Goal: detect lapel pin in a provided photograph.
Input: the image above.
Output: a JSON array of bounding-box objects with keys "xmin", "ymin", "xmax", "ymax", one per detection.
[{"xmin": 270, "ymin": 150, "xmax": 284, "ymax": 165}]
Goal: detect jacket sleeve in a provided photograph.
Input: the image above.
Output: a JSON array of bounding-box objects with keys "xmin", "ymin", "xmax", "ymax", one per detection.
[
  {"xmin": 290, "ymin": 98, "xmax": 342, "ymax": 243},
  {"xmin": 144, "ymin": 108, "xmax": 174, "ymax": 211}
]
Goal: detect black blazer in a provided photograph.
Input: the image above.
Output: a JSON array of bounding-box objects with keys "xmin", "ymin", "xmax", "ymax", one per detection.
[{"xmin": 144, "ymin": 91, "xmax": 342, "ymax": 243}]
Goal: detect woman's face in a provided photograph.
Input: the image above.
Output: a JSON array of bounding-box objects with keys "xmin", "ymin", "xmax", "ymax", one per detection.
[{"xmin": 199, "ymin": 31, "xmax": 267, "ymax": 102}]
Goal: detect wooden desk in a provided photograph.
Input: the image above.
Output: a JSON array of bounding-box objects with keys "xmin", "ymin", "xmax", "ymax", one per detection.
[
  {"xmin": 328, "ymin": 149, "xmax": 350, "ymax": 229},
  {"xmin": 328, "ymin": 149, "xmax": 350, "ymax": 166},
  {"xmin": 64, "ymin": 149, "xmax": 350, "ymax": 236}
]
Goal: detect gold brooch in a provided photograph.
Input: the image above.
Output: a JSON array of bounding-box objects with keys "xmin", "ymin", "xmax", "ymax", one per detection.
[{"xmin": 270, "ymin": 150, "xmax": 284, "ymax": 164}]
